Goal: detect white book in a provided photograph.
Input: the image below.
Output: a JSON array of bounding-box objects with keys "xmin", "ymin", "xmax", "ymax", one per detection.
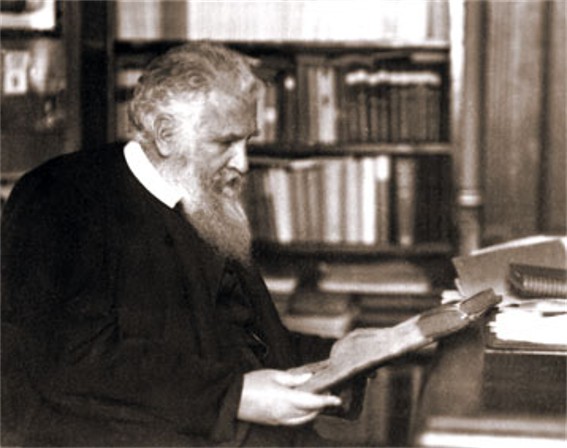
[
  {"xmin": 267, "ymin": 167, "xmax": 294, "ymax": 244},
  {"xmin": 116, "ymin": 0, "xmax": 161, "ymax": 41},
  {"xmin": 317, "ymin": 66, "xmax": 338, "ymax": 144},
  {"xmin": 322, "ymin": 158, "xmax": 345, "ymax": 244},
  {"xmin": 344, "ymin": 157, "xmax": 361, "ymax": 244},
  {"xmin": 360, "ymin": 157, "xmax": 377, "ymax": 245},
  {"xmin": 375, "ymin": 155, "xmax": 392, "ymax": 245}
]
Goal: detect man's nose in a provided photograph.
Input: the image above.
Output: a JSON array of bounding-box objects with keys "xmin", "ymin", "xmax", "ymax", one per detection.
[{"xmin": 228, "ymin": 140, "xmax": 249, "ymax": 174}]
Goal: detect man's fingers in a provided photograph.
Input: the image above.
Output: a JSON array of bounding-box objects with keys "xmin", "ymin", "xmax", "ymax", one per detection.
[
  {"xmin": 273, "ymin": 371, "xmax": 312, "ymax": 387},
  {"xmin": 285, "ymin": 411, "xmax": 320, "ymax": 426},
  {"xmin": 288, "ymin": 391, "xmax": 342, "ymax": 411}
]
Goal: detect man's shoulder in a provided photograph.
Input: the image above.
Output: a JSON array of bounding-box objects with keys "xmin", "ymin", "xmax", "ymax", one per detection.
[{"xmin": 15, "ymin": 144, "xmax": 125, "ymax": 196}]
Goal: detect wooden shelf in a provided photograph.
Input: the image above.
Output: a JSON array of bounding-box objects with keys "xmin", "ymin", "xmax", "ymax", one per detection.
[
  {"xmin": 248, "ymin": 142, "xmax": 451, "ymax": 159},
  {"xmin": 253, "ymin": 241, "xmax": 454, "ymax": 259},
  {"xmin": 115, "ymin": 39, "xmax": 449, "ymax": 55}
]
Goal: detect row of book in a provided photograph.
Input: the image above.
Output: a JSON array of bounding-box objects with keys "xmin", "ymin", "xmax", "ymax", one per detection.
[
  {"xmin": 252, "ymin": 58, "xmax": 447, "ymax": 146},
  {"xmin": 115, "ymin": 0, "xmax": 449, "ymax": 45},
  {"xmin": 246, "ymin": 154, "xmax": 452, "ymax": 247}
]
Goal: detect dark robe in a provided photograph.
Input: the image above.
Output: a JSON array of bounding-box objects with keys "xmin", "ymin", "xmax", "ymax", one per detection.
[{"xmin": 1, "ymin": 145, "xmax": 334, "ymax": 447}]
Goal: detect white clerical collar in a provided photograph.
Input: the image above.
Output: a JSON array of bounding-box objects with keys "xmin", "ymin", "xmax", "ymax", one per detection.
[{"xmin": 123, "ymin": 141, "xmax": 185, "ymax": 208}]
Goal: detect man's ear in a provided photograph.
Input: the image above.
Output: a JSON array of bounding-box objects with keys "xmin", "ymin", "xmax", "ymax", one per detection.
[{"xmin": 154, "ymin": 114, "xmax": 176, "ymax": 157}]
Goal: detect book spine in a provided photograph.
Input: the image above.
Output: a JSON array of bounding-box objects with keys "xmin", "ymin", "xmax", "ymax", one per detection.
[
  {"xmin": 394, "ymin": 157, "xmax": 417, "ymax": 247},
  {"xmin": 360, "ymin": 157, "xmax": 377, "ymax": 245},
  {"xmin": 295, "ymin": 57, "xmax": 311, "ymax": 145},
  {"xmin": 375, "ymin": 155, "xmax": 392, "ymax": 245},
  {"xmin": 389, "ymin": 71, "xmax": 401, "ymax": 143},
  {"xmin": 305, "ymin": 164, "xmax": 322, "ymax": 242},
  {"xmin": 322, "ymin": 158, "xmax": 345, "ymax": 244},
  {"xmin": 267, "ymin": 167, "xmax": 294, "ymax": 244},
  {"xmin": 317, "ymin": 65, "xmax": 339, "ymax": 144},
  {"xmin": 344, "ymin": 157, "xmax": 362, "ymax": 244},
  {"xmin": 278, "ymin": 71, "xmax": 298, "ymax": 143}
]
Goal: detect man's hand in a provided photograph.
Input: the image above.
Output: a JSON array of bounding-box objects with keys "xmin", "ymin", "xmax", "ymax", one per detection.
[{"xmin": 237, "ymin": 369, "xmax": 342, "ymax": 426}]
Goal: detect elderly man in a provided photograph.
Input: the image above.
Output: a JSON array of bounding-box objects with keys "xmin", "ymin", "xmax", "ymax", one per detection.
[{"xmin": 2, "ymin": 42, "xmax": 363, "ymax": 447}]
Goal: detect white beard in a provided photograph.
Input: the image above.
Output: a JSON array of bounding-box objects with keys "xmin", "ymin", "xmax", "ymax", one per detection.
[{"xmin": 180, "ymin": 168, "xmax": 253, "ymax": 265}]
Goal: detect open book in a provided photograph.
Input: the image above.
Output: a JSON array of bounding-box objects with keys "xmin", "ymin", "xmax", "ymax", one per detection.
[{"xmin": 294, "ymin": 289, "xmax": 501, "ymax": 393}]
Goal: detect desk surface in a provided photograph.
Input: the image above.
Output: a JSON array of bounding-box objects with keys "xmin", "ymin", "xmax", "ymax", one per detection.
[{"xmin": 414, "ymin": 319, "xmax": 566, "ymax": 447}]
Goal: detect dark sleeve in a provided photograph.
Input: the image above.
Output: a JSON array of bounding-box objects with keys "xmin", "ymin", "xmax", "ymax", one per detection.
[
  {"xmin": 1, "ymin": 172, "xmax": 245, "ymax": 443},
  {"xmin": 288, "ymin": 331, "xmax": 335, "ymax": 364}
]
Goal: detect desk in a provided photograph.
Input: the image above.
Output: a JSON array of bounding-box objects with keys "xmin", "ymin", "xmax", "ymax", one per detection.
[{"xmin": 414, "ymin": 319, "xmax": 566, "ymax": 447}]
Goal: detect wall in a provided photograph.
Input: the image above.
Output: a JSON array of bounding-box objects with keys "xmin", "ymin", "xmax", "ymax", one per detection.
[{"xmin": 481, "ymin": 0, "xmax": 565, "ymax": 244}]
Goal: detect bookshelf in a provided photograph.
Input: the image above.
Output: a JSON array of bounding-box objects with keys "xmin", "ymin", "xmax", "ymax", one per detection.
[{"xmin": 0, "ymin": 1, "xmax": 81, "ymax": 203}]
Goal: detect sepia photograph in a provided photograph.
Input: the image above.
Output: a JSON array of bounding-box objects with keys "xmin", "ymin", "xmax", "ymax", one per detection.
[{"xmin": 1, "ymin": 1, "xmax": 565, "ymax": 447}]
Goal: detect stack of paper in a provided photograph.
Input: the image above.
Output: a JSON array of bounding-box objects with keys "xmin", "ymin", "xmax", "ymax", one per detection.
[{"xmin": 448, "ymin": 235, "xmax": 567, "ymax": 351}]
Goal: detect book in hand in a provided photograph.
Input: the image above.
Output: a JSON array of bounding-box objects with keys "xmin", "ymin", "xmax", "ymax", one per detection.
[
  {"xmin": 294, "ymin": 289, "xmax": 501, "ymax": 393},
  {"xmin": 508, "ymin": 263, "xmax": 567, "ymax": 298}
]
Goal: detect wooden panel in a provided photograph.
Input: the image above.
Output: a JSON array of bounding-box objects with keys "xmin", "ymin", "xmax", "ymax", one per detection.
[
  {"xmin": 483, "ymin": 1, "xmax": 546, "ymax": 243},
  {"xmin": 542, "ymin": 0, "xmax": 566, "ymax": 234}
]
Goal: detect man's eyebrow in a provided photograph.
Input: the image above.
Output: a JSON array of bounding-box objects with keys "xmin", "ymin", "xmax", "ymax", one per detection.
[{"xmin": 215, "ymin": 130, "xmax": 258, "ymax": 142}]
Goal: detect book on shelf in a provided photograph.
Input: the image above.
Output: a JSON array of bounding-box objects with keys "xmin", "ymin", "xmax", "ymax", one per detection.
[
  {"xmin": 282, "ymin": 291, "xmax": 357, "ymax": 339},
  {"xmin": 344, "ymin": 156, "xmax": 362, "ymax": 244},
  {"xmin": 317, "ymin": 260, "xmax": 432, "ymax": 295},
  {"xmin": 394, "ymin": 157, "xmax": 417, "ymax": 247},
  {"xmin": 250, "ymin": 80, "xmax": 278, "ymax": 144},
  {"xmin": 265, "ymin": 167, "xmax": 294, "ymax": 244},
  {"xmin": 277, "ymin": 70, "xmax": 298, "ymax": 143},
  {"xmin": 321, "ymin": 157, "xmax": 346, "ymax": 244},
  {"xmin": 288, "ymin": 290, "xmax": 354, "ymax": 317},
  {"xmin": 375, "ymin": 154, "xmax": 392, "ymax": 245}
]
